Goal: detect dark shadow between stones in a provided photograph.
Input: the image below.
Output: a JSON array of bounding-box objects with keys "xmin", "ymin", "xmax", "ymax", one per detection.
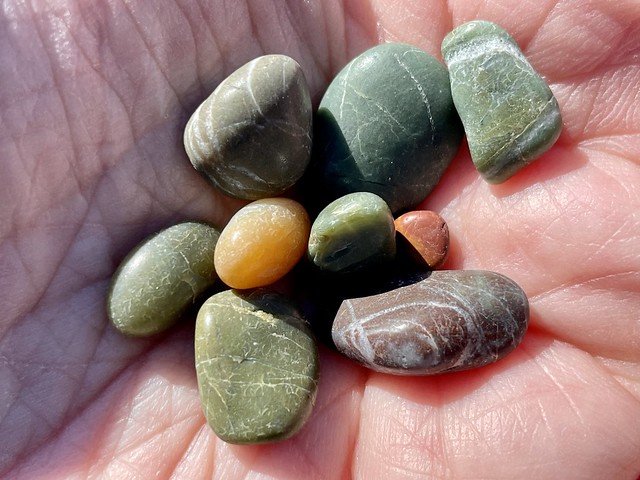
[
  {"xmin": 233, "ymin": 288, "xmax": 314, "ymax": 338},
  {"xmin": 295, "ymin": 262, "xmax": 435, "ymax": 351},
  {"xmin": 298, "ymin": 107, "xmax": 364, "ymax": 218}
]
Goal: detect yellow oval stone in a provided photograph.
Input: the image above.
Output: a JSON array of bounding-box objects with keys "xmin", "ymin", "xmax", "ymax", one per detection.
[{"xmin": 214, "ymin": 198, "xmax": 310, "ymax": 289}]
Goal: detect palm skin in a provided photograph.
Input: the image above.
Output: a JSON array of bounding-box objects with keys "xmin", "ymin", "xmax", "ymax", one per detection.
[{"xmin": 1, "ymin": 0, "xmax": 640, "ymax": 478}]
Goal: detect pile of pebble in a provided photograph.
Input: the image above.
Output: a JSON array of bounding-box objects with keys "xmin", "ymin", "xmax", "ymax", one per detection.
[{"xmin": 107, "ymin": 21, "xmax": 562, "ymax": 445}]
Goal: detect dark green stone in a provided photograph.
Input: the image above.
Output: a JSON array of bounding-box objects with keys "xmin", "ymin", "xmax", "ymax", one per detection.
[
  {"xmin": 442, "ymin": 21, "xmax": 562, "ymax": 184},
  {"xmin": 107, "ymin": 222, "xmax": 220, "ymax": 336},
  {"xmin": 308, "ymin": 192, "xmax": 396, "ymax": 274},
  {"xmin": 314, "ymin": 43, "xmax": 463, "ymax": 213},
  {"xmin": 184, "ymin": 55, "xmax": 313, "ymax": 200},
  {"xmin": 195, "ymin": 289, "xmax": 319, "ymax": 444}
]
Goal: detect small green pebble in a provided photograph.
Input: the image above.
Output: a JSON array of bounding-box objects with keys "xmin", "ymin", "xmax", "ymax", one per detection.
[
  {"xmin": 314, "ymin": 42, "xmax": 463, "ymax": 213},
  {"xmin": 442, "ymin": 20, "xmax": 562, "ymax": 184},
  {"xmin": 107, "ymin": 222, "xmax": 220, "ymax": 336},
  {"xmin": 308, "ymin": 192, "xmax": 396, "ymax": 274},
  {"xmin": 195, "ymin": 289, "xmax": 319, "ymax": 444}
]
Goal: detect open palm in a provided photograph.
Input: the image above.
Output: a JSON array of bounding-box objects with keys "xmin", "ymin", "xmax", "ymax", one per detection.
[{"xmin": 2, "ymin": 1, "xmax": 639, "ymax": 478}]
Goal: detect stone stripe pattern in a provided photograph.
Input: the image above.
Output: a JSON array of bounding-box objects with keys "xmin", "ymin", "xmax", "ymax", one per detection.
[
  {"xmin": 195, "ymin": 289, "xmax": 319, "ymax": 444},
  {"xmin": 184, "ymin": 54, "xmax": 313, "ymax": 200},
  {"xmin": 332, "ymin": 270, "xmax": 529, "ymax": 375},
  {"xmin": 315, "ymin": 43, "xmax": 463, "ymax": 213},
  {"xmin": 442, "ymin": 20, "xmax": 562, "ymax": 184},
  {"xmin": 107, "ymin": 222, "xmax": 220, "ymax": 336}
]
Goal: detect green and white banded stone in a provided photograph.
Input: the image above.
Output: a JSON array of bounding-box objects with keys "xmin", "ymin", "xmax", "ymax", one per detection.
[{"xmin": 442, "ymin": 21, "xmax": 562, "ymax": 184}]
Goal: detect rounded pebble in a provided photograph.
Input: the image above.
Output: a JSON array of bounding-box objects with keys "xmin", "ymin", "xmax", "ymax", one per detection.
[
  {"xmin": 332, "ymin": 270, "xmax": 529, "ymax": 375},
  {"xmin": 308, "ymin": 192, "xmax": 396, "ymax": 274},
  {"xmin": 314, "ymin": 43, "xmax": 463, "ymax": 213},
  {"xmin": 442, "ymin": 20, "xmax": 562, "ymax": 184},
  {"xmin": 214, "ymin": 198, "xmax": 310, "ymax": 289},
  {"xmin": 184, "ymin": 54, "xmax": 313, "ymax": 199},
  {"xmin": 195, "ymin": 289, "xmax": 319, "ymax": 444},
  {"xmin": 395, "ymin": 210, "xmax": 449, "ymax": 269},
  {"xmin": 107, "ymin": 222, "xmax": 220, "ymax": 336}
]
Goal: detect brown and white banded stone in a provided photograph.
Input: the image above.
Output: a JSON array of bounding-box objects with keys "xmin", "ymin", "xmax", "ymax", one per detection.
[{"xmin": 331, "ymin": 270, "xmax": 529, "ymax": 375}]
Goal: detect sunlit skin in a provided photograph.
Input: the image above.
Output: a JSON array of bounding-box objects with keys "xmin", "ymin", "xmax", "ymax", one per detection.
[{"xmin": 1, "ymin": 1, "xmax": 639, "ymax": 478}]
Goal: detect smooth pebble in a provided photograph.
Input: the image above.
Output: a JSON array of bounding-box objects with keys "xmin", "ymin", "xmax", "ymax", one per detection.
[
  {"xmin": 442, "ymin": 20, "xmax": 562, "ymax": 184},
  {"xmin": 308, "ymin": 192, "xmax": 396, "ymax": 274},
  {"xmin": 195, "ymin": 289, "xmax": 319, "ymax": 444},
  {"xmin": 214, "ymin": 198, "xmax": 310, "ymax": 289},
  {"xmin": 184, "ymin": 54, "xmax": 313, "ymax": 199},
  {"xmin": 314, "ymin": 43, "xmax": 463, "ymax": 213},
  {"xmin": 395, "ymin": 210, "xmax": 449, "ymax": 269},
  {"xmin": 332, "ymin": 270, "xmax": 529, "ymax": 375},
  {"xmin": 107, "ymin": 222, "xmax": 220, "ymax": 336}
]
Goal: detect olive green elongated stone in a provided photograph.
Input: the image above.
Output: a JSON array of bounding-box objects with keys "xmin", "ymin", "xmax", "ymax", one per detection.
[
  {"xmin": 314, "ymin": 43, "xmax": 463, "ymax": 213},
  {"xmin": 107, "ymin": 222, "xmax": 220, "ymax": 336},
  {"xmin": 442, "ymin": 21, "xmax": 562, "ymax": 184},
  {"xmin": 332, "ymin": 270, "xmax": 529, "ymax": 375},
  {"xmin": 195, "ymin": 289, "xmax": 319, "ymax": 444},
  {"xmin": 308, "ymin": 192, "xmax": 396, "ymax": 274},
  {"xmin": 184, "ymin": 54, "xmax": 313, "ymax": 199}
]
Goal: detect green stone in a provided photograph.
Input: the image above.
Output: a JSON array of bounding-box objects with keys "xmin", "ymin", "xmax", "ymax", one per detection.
[
  {"xmin": 314, "ymin": 43, "xmax": 463, "ymax": 213},
  {"xmin": 184, "ymin": 54, "xmax": 313, "ymax": 200},
  {"xmin": 107, "ymin": 222, "xmax": 220, "ymax": 336},
  {"xmin": 308, "ymin": 192, "xmax": 396, "ymax": 274},
  {"xmin": 442, "ymin": 21, "xmax": 562, "ymax": 184},
  {"xmin": 195, "ymin": 289, "xmax": 319, "ymax": 444}
]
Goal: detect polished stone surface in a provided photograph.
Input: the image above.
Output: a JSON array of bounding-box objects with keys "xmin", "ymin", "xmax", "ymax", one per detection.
[
  {"xmin": 314, "ymin": 43, "xmax": 462, "ymax": 213},
  {"xmin": 395, "ymin": 210, "xmax": 449, "ymax": 269},
  {"xmin": 184, "ymin": 54, "xmax": 313, "ymax": 199},
  {"xmin": 442, "ymin": 21, "xmax": 562, "ymax": 184},
  {"xmin": 332, "ymin": 270, "xmax": 529, "ymax": 375},
  {"xmin": 195, "ymin": 289, "xmax": 319, "ymax": 444},
  {"xmin": 214, "ymin": 198, "xmax": 310, "ymax": 289},
  {"xmin": 108, "ymin": 222, "xmax": 220, "ymax": 336},
  {"xmin": 308, "ymin": 192, "xmax": 396, "ymax": 274}
]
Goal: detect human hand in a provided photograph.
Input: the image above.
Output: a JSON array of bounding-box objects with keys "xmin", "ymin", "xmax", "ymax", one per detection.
[{"xmin": 1, "ymin": 1, "xmax": 639, "ymax": 478}]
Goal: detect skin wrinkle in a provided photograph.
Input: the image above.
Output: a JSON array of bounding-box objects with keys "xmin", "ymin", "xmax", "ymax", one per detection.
[
  {"xmin": 3, "ymin": 0, "xmax": 632, "ymax": 473},
  {"xmin": 318, "ymin": 0, "xmax": 340, "ymax": 86},
  {"xmin": 68, "ymin": 4, "xmax": 142, "ymax": 143},
  {"xmin": 172, "ymin": 0, "xmax": 203, "ymax": 97},
  {"xmin": 118, "ymin": 0, "xmax": 185, "ymax": 111},
  {"xmin": 27, "ymin": 9, "xmax": 90, "ymax": 219},
  {"xmin": 3, "ymin": 327, "xmax": 163, "ymax": 475},
  {"xmin": 518, "ymin": 1, "xmax": 559, "ymax": 53}
]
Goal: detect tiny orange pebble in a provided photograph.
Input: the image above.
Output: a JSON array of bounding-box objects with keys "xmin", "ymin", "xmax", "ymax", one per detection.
[
  {"xmin": 394, "ymin": 210, "xmax": 449, "ymax": 269},
  {"xmin": 214, "ymin": 198, "xmax": 310, "ymax": 289}
]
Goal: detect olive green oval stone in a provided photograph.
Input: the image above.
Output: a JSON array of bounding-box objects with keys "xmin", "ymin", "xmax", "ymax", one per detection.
[
  {"xmin": 442, "ymin": 21, "xmax": 562, "ymax": 184},
  {"xmin": 184, "ymin": 54, "xmax": 313, "ymax": 199},
  {"xmin": 308, "ymin": 192, "xmax": 396, "ymax": 274},
  {"xmin": 314, "ymin": 43, "xmax": 462, "ymax": 213},
  {"xmin": 195, "ymin": 289, "xmax": 319, "ymax": 444},
  {"xmin": 107, "ymin": 222, "xmax": 220, "ymax": 336}
]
